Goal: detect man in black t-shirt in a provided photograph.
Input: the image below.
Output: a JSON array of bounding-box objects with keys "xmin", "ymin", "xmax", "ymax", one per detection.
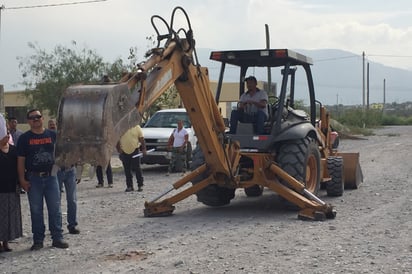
[{"xmin": 17, "ymin": 109, "xmax": 69, "ymax": 251}]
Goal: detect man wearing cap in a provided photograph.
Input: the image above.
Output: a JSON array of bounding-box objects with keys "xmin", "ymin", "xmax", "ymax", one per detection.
[{"xmin": 229, "ymin": 76, "xmax": 268, "ymax": 134}]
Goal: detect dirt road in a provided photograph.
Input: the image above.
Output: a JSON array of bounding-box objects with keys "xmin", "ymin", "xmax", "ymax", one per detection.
[{"xmin": 1, "ymin": 126, "xmax": 411, "ymax": 273}]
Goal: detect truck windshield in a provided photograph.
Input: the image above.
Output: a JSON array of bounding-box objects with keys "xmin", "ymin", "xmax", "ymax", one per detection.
[{"xmin": 144, "ymin": 112, "xmax": 192, "ymax": 128}]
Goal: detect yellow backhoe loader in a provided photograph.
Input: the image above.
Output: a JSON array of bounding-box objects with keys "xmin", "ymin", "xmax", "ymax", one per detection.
[{"xmin": 56, "ymin": 6, "xmax": 362, "ymax": 221}]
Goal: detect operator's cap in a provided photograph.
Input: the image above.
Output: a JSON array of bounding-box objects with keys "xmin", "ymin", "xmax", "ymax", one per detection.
[{"xmin": 244, "ymin": 75, "xmax": 257, "ymax": 82}]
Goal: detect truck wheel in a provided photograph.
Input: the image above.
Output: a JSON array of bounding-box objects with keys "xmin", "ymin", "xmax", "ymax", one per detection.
[
  {"xmin": 326, "ymin": 156, "xmax": 344, "ymax": 196},
  {"xmin": 190, "ymin": 146, "xmax": 235, "ymax": 207},
  {"xmin": 244, "ymin": 185, "xmax": 264, "ymax": 197},
  {"xmin": 276, "ymin": 136, "xmax": 321, "ymax": 195}
]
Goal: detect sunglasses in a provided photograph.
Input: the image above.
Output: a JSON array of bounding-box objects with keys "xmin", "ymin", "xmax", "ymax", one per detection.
[{"xmin": 28, "ymin": 115, "xmax": 42, "ymax": 120}]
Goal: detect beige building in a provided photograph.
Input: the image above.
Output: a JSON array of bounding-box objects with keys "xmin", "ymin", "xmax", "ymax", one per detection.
[{"xmin": 1, "ymin": 86, "xmax": 52, "ymax": 131}]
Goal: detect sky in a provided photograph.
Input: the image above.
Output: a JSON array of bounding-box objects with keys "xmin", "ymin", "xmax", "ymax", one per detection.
[{"xmin": 1, "ymin": 0, "xmax": 412, "ymax": 104}]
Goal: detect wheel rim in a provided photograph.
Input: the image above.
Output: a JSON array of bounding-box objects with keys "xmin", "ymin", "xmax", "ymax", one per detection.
[{"xmin": 305, "ymin": 154, "xmax": 318, "ymax": 192}]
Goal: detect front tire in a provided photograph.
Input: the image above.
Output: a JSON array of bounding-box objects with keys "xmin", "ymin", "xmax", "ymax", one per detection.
[
  {"xmin": 244, "ymin": 185, "xmax": 264, "ymax": 197},
  {"xmin": 191, "ymin": 146, "xmax": 235, "ymax": 206},
  {"xmin": 326, "ymin": 156, "xmax": 344, "ymax": 196}
]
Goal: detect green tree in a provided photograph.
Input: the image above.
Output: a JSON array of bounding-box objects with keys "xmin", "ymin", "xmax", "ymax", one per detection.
[{"xmin": 17, "ymin": 41, "xmax": 129, "ymax": 116}]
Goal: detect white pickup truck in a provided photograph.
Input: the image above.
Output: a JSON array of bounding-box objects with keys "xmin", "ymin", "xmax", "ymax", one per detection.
[{"xmin": 141, "ymin": 108, "xmax": 197, "ymax": 166}]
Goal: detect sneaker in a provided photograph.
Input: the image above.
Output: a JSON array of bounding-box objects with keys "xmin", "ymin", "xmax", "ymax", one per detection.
[
  {"xmin": 52, "ymin": 240, "xmax": 69, "ymax": 249},
  {"xmin": 108, "ymin": 184, "xmax": 113, "ymax": 188},
  {"xmin": 96, "ymin": 183, "xmax": 103, "ymax": 188},
  {"xmin": 165, "ymin": 172, "xmax": 170, "ymax": 176},
  {"xmin": 68, "ymin": 226, "xmax": 80, "ymax": 234},
  {"xmin": 30, "ymin": 242, "xmax": 44, "ymax": 251},
  {"xmin": 137, "ymin": 186, "xmax": 143, "ymax": 192},
  {"xmin": 125, "ymin": 187, "xmax": 134, "ymax": 192}
]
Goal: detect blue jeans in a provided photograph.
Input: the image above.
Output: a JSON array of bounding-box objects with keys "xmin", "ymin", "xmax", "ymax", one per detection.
[
  {"xmin": 229, "ymin": 109, "xmax": 267, "ymax": 134},
  {"xmin": 57, "ymin": 167, "xmax": 78, "ymax": 229},
  {"xmin": 27, "ymin": 174, "xmax": 63, "ymax": 243}
]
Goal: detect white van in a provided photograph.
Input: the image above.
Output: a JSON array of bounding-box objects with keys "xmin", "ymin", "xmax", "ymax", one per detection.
[{"xmin": 141, "ymin": 108, "xmax": 197, "ymax": 165}]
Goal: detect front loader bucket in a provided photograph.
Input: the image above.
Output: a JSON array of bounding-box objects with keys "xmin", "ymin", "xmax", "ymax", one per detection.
[
  {"xmin": 55, "ymin": 83, "xmax": 141, "ymax": 168},
  {"xmin": 338, "ymin": 152, "xmax": 363, "ymax": 189}
]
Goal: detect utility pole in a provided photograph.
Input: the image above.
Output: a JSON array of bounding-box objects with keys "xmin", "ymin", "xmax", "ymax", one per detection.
[
  {"xmin": 362, "ymin": 51, "xmax": 365, "ymax": 108},
  {"xmin": 367, "ymin": 62, "xmax": 370, "ymax": 110},
  {"xmin": 383, "ymin": 78, "xmax": 386, "ymax": 111},
  {"xmin": 336, "ymin": 93, "xmax": 339, "ymax": 116}
]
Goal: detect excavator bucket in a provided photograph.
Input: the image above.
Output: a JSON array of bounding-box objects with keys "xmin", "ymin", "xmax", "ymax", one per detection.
[
  {"xmin": 55, "ymin": 83, "xmax": 141, "ymax": 168},
  {"xmin": 338, "ymin": 152, "xmax": 363, "ymax": 189}
]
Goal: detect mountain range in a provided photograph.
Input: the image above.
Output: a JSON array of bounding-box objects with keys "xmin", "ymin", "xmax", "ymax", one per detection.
[{"xmin": 195, "ymin": 48, "xmax": 412, "ymax": 106}]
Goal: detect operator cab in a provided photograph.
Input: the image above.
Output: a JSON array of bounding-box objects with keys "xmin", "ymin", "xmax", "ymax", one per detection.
[{"xmin": 210, "ymin": 49, "xmax": 317, "ymax": 151}]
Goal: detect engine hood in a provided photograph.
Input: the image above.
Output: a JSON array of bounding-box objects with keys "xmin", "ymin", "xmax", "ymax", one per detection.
[{"xmin": 141, "ymin": 127, "xmax": 175, "ymax": 139}]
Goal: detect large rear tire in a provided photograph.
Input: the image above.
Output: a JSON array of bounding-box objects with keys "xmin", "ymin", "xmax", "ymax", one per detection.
[
  {"xmin": 276, "ymin": 136, "xmax": 321, "ymax": 195},
  {"xmin": 190, "ymin": 146, "xmax": 235, "ymax": 207},
  {"xmin": 326, "ymin": 156, "xmax": 344, "ymax": 197}
]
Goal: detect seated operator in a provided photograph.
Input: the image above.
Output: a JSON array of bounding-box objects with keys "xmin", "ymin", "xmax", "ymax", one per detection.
[{"xmin": 229, "ymin": 76, "xmax": 268, "ymax": 134}]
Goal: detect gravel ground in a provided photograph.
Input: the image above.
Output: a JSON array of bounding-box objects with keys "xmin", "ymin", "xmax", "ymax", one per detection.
[{"xmin": 1, "ymin": 126, "xmax": 411, "ymax": 274}]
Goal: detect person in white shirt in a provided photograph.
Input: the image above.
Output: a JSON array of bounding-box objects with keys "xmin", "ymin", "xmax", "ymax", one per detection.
[{"xmin": 167, "ymin": 120, "xmax": 188, "ymax": 175}]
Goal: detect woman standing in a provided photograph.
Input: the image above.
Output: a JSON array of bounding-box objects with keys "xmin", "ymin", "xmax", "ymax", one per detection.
[{"xmin": 0, "ymin": 114, "xmax": 22, "ymax": 252}]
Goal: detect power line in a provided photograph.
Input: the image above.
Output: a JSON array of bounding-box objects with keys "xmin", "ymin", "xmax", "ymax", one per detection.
[
  {"xmin": 368, "ymin": 54, "xmax": 412, "ymax": 58},
  {"xmin": 1, "ymin": 0, "xmax": 107, "ymax": 10},
  {"xmin": 315, "ymin": 55, "xmax": 360, "ymax": 62},
  {"xmin": 0, "ymin": 0, "xmax": 108, "ymax": 53},
  {"xmin": 313, "ymin": 53, "xmax": 412, "ymax": 63}
]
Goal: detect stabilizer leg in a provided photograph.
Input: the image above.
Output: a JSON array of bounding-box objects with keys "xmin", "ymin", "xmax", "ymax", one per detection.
[
  {"xmin": 268, "ymin": 163, "xmax": 336, "ymax": 221},
  {"xmin": 144, "ymin": 165, "xmax": 212, "ymax": 217}
]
